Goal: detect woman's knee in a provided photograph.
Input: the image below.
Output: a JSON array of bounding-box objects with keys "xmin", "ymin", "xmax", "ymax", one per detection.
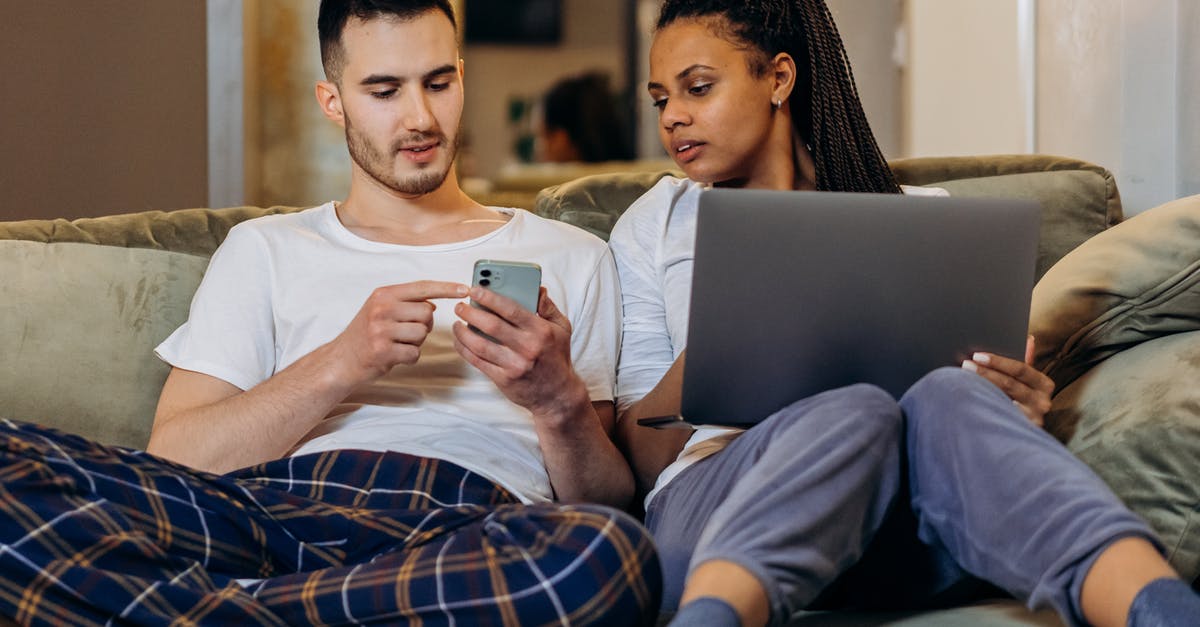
[{"xmin": 766, "ymin": 383, "xmax": 901, "ymax": 439}]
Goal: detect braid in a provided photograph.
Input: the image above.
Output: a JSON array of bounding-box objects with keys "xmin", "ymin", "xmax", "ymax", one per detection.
[{"xmin": 657, "ymin": 0, "xmax": 901, "ymax": 194}]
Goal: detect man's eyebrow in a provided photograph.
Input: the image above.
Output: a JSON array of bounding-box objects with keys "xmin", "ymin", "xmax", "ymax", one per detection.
[
  {"xmin": 359, "ymin": 64, "xmax": 458, "ymax": 86},
  {"xmin": 647, "ymin": 64, "xmax": 715, "ymax": 91}
]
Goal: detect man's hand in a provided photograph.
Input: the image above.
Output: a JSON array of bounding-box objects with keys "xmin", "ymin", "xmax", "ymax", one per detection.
[
  {"xmin": 451, "ymin": 286, "xmax": 586, "ymax": 420},
  {"xmin": 331, "ymin": 281, "xmax": 469, "ymax": 383},
  {"xmin": 962, "ymin": 335, "xmax": 1055, "ymax": 427}
]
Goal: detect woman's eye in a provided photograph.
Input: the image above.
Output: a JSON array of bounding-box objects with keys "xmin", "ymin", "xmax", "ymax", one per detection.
[
  {"xmin": 688, "ymin": 83, "xmax": 711, "ymax": 96},
  {"xmin": 651, "ymin": 98, "xmax": 667, "ymax": 110}
]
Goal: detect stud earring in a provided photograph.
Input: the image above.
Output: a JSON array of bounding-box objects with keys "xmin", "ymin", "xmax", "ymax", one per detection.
[{"xmin": 772, "ymin": 98, "xmax": 783, "ymax": 109}]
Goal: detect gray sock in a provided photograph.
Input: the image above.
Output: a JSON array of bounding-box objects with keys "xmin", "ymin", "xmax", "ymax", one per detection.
[
  {"xmin": 669, "ymin": 597, "xmax": 741, "ymax": 627},
  {"xmin": 1127, "ymin": 577, "xmax": 1200, "ymax": 627}
]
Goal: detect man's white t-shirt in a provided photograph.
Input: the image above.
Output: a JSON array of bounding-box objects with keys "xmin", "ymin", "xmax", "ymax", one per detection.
[
  {"xmin": 608, "ymin": 177, "xmax": 949, "ymax": 508},
  {"xmin": 156, "ymin": 203, "xmax": 621, "ymax": 504}
]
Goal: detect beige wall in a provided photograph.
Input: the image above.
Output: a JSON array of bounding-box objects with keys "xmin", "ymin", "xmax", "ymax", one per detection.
[
  {"xmin": 0, "ymin": 2, "xmax": 208, "ymax": 220},
  {"xmin": 827, "ymin": 0, "xmax": 903, "ymax": 159},
  {"xmin": 1037, "ymin": 0, "xmax": 1188, "ymax": 214},
  {"xmin": 903, "ymin": 0, "xmax": 1031, "ymax": 157},
  {"xmin": 1183, "ymin": 2, "xmax": 1200, "ymax": 199},
  {"xmin": 461, "ymin": 0, "xmax": 629, "ymax": 180}
]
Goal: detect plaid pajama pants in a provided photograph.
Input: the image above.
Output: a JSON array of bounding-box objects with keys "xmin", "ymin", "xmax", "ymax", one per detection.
[{"xmin": 0, "ymin": 420, "xmax": 661, "ymax": 626}]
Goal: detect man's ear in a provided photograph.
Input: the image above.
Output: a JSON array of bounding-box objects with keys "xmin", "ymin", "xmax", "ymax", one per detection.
[
  {"xmin": 315, "ymin": 80, "xmax": 345, "ymax": 127},
  {"xmin": 771, "ymin": 52, "xmax": 798, "ymax": 106}
]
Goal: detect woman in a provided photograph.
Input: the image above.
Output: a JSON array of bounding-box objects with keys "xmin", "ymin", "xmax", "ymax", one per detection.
[{"xmin": 607, "ymin": 1, "xmax": 1199, "ymax": 626}]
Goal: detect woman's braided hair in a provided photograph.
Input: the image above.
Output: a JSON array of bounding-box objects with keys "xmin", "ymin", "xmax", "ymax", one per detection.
[{"xmin": 657, "ymin": 0, "xmax": 901, "ymax": 193}]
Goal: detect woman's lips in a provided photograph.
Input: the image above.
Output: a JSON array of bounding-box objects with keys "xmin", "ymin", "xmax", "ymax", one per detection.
[{"xmin": 673, "ymin": 141, "xmax": 705, "ymax": 164}]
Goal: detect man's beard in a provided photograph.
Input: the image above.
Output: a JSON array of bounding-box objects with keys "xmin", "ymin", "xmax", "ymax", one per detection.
[{"xmin": 344, "ymin": 114, "xmax": 457, "ymax": 196}]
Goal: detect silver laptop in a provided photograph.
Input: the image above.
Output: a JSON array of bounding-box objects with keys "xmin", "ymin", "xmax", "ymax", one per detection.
[{"xmin": 639, "ymin": 188, "xmax": 1040, "ymax": 428}]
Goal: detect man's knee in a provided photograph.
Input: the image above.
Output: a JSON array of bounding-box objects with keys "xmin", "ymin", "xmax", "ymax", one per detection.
[{"xmin": 507, "ymin": 504, "xmax": 663, "ymax": 625}]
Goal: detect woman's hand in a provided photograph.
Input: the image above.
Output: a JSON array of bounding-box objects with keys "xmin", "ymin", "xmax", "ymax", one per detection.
[{"xmin": 962, "ymin": 335, "xmax": 1055, "ymax": 427}]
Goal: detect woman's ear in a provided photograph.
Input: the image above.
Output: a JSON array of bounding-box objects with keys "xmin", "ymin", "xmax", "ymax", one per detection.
[
  {"xmin": 771, "ymin": 52, "xmax": 798, "ymax": 107},
  {"xmin": 315, "ymin": 80, "xmax": 345, "ymax": 127}
]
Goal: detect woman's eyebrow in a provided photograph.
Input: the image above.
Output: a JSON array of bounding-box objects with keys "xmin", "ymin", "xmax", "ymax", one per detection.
[{"xmin": 648, "ymin": 64, "xmax": 716, "ymax": 91}]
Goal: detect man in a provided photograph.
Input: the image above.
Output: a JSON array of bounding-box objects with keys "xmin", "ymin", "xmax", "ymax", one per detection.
[{"xmin": 0, "ymin": 1, "xmax": 660, "ymax": 624}]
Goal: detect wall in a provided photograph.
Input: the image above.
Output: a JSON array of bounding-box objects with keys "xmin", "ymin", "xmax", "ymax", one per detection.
[
  {"xmin": 243, "ymin": 0, "xmax": 348, "ymax": 207},
  {"xmin": 0, "ymin": 2, "xmax": 208, "ymax": 220},
  {"xmin": 827, "ymin": 0, "xmax": 903, "ymax": 159},
  {"xmin": 1038, "ymin": 0, "xmax": 1192, "ymax": 214},
  {"xmin": 461, "ymin": 0, "xmax": 629, "ymax": 180},
  {"xmin": 903, "ymin": 0, "xmax": 1032, "ymax": 157},
  {"xmin": 1183, "ymin": 2, "xmax": 1200, "ymax": 199}
]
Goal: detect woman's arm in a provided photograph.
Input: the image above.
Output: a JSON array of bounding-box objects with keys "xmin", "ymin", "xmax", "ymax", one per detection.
[{"xmin": 615, "ymin": 353, "xmax": 692, "ymax": 496}]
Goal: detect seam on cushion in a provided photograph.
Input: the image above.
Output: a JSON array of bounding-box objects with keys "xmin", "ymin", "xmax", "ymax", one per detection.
[
  {"xmin": 1047, "ymin": 261, "xmax": 1200, "ymax": 380},
  {"xmin": 1164, "ymin": 503, "xmax": 1194, "ymax": 566},
  {"xmin": 25, "ymin": 240, "xmax": 214, "ymax": 261}
]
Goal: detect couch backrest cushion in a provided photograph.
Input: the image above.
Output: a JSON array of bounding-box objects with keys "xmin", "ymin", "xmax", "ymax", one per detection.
[
  {"xmin": 0, "ymin": 205, "xmax": 302, "ymax": 256},
  {"xmin": 534, "ymin": 155, "xmax": 1121, "ymax": 281},
  {"xmin": 0, "ymin": 241, "xmax": 208, "ymax": 448}
]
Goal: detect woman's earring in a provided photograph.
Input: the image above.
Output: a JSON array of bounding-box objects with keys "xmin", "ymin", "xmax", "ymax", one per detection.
[{"xmin": 772, "ymin": 98, "xmax": 782, "ymax": 109}]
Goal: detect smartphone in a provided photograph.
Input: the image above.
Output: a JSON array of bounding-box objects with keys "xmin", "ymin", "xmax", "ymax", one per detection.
[{"xmin": 470, "ymin": 260, "xmax": 542, "ymax": 340}]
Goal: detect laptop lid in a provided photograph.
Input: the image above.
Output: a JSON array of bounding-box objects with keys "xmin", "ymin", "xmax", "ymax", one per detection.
[{"xmin": 679, "ymin": 188, "xmax": 1040, "ymax": 427}]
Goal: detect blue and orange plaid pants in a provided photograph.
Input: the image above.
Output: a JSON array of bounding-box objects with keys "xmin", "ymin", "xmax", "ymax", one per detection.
[{"xmin": 0, "ymin": 420, "xmax": 661, "ymax": 626}]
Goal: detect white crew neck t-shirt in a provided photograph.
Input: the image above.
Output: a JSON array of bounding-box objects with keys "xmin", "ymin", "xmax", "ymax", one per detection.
[
  {"xmin": 156, "ymin": 203, "xmax": 621, "ymax": 503},
  {"xmin": 609, "ymin": 177, "xmax": 949, "ymax": 508}
]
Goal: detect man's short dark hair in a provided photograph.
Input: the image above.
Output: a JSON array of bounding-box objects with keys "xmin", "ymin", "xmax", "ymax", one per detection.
[{"xmin": 318, "ymin": 0, "xmax": 458, "ymax": 82}]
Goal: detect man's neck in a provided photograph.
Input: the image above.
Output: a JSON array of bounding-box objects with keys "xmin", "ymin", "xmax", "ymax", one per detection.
[{"xmin": 337, "ymin": 172, "xmax": 507, "ymax": 246}]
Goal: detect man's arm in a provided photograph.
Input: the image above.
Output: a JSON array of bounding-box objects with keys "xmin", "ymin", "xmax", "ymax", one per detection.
[
  {"xmin": 452, "ymin": 286, "xmax": 635, "ymax": 508},
  {"xmin": 148, "ymin": 281, "xmax": 468, "ymax": 473}
]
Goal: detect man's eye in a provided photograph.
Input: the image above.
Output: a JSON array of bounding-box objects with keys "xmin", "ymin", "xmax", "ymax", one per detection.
[
  {"xmin": 428, "ymin": 81, "xmax": 450, "ymax": 91},
  {"xmin": 371, "ymin": 89, "xmax": 397, "ymax": 99}
]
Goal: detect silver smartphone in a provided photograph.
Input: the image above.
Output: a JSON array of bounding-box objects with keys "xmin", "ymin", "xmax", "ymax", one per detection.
[{"xmin": 470, "ymin": 259, "xmax": 542, "ymax": 340}]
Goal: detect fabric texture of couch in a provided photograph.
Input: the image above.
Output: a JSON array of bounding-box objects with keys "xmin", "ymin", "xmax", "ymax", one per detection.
[{"xmin": 1, "ymin": 154, "xmax": 1197, "ymax": 626}]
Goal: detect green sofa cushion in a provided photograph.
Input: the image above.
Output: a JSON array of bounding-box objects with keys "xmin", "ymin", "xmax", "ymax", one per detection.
[
  {"xmin": 933, "ymin": 171, "xmax": 1114, "ymax": 281},
  {"xmin": 0, "ymin": 241, "xmax": 208, "ymax": 448},
  {"xmin": 534, "ymin": 155, "xmax": 1119, "ymax": 282},
  {"xmin": 1046, "ymin": 331, "xmax": 1200, "ymax": 581},
  {"xmin": 1031, "ymin": 194, "xmax": 1200, "ymax": 389},
  {"xmin": 1031, "ymin": 194, "xmax": 1200, "ymax": 582}
]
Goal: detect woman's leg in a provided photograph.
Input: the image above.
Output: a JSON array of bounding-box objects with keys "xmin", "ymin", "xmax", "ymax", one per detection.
[
  {"xmin": 646, "ymin": 383, "xmax": 904, "ymax": 626},
  {"xmin": 899, "ymin": 367, "xmax": 1185, "ymax": 627}
]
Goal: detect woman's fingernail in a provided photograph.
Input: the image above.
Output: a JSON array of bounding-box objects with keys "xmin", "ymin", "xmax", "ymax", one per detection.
[
  {"xmin": 972, "ymin": 352, "xmax": 991, "ymax": 365},
  {"xmin": 961, "ymin": 360, "xmax": 978, "ymax": 373}
]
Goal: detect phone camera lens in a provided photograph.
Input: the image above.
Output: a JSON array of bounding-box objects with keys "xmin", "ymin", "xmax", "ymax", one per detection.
[
  {"xmin": 480, "ymin": 269, "xmax": 492, "ymax": 277},
  {"xmin": 479, "ymin": 278, "xmax": 491, "ymax": 287}
]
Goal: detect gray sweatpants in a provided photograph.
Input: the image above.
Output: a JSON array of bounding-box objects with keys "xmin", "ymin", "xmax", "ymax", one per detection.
[{"xmin": 644, "ymin": 367, "xmax": 1157, "ymax": 627}]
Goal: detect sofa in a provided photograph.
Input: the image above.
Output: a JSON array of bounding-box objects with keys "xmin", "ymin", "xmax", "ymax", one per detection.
[{"xmin": 1, "ymin": 154, "xmax": 1197, "ymax": 626}]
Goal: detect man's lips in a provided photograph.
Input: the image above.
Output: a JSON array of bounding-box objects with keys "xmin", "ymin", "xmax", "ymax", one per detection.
[{"xmin": 398, "ymin": 140, "xmax": 441, "ymax": 162}]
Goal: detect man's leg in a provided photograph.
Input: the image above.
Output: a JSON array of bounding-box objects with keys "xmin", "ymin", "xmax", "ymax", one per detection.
[
  {"xmin": 246, "ymin": 501, "xmax": 662, "ymax": 626},
  {"xmin": 0, "ymin": 420, "xmax": 661, "ymax": 626},
  {"xmin": 646, "ymin": 383, "xmax": 904, "ymax": 626},
  {"xmin": 899, "ymin": 367, "xmax": 1189, "ymax": 627}
]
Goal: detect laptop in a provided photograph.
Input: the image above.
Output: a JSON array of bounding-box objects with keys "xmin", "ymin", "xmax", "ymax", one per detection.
[{"xmin": 639, "ymin": 188, "xmax": 1040, "ymax": 428}]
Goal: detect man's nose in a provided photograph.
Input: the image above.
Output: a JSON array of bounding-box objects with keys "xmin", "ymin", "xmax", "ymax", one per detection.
[{"xmin": 402, "ymin": 90, "xmax": 435, "ymax": 131}]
